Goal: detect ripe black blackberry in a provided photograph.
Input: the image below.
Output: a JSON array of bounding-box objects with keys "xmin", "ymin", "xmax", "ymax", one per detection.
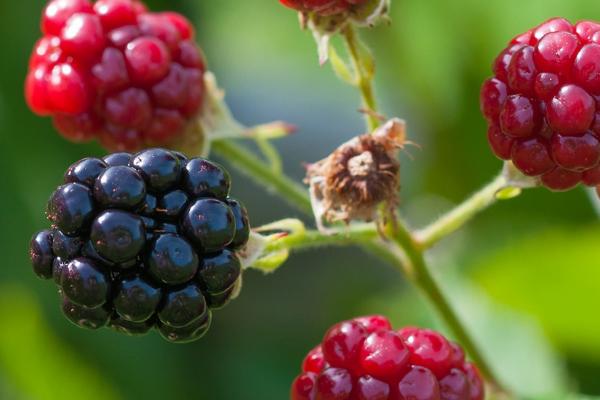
[{"xmin": 29, "ymin": 148, "xmax": 250, "ymax": 343}]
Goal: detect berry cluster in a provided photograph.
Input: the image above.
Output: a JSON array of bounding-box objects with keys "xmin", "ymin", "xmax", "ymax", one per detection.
[
  {"xmin": 291, "ymin": 316, "xmax": 484, "ymax": 400},
  {"xmin": 481, "ymin": 17, "xmax": 600, "ymax": 193},
  {"xmin": 279, "ymin": 0, "xmax": 369, "ymax": 16},
  {"xmin": 26, "ymin": 0, "xmax": 206, "ymax": 151},
  {"xmin": 29, "ymin": 149, "xmax": 250, "ymax": 343}
]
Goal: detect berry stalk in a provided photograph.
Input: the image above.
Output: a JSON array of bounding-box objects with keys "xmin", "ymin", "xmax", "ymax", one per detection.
[
  {"xmin": 414, "ymin": 173, "xmax": 510, "ymax": 249},
  {"xmin": 251, "ymin": 213, "xmax": 510, "ymax": 395},
  {"xmin": 201, "ymin": 20, "xmax": 509, "ymax": 396},
  {"xmin": 414, "ymin": 162, "xmax": 540, "ymax": 249},
  {"xmin": 385, "ymin": 220, "xmax": 509, "ymax": 398},
  {"xmin": 212, "ymin": 126, "xmax": 511, "ymax": 396},
  {"xmin": 261, "ymin": 222, "xmax": 379, "ymax": 253},
  {"xmin": 341, "ymin": 25, "xmax": 380, "ymax": 132}
]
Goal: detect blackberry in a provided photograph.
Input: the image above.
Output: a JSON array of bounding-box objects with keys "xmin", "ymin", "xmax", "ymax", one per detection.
[
  {"xmin": 62, "ymin": 297, "xmax": 111, "ymax": 330},
  {"xmin": 147, "ymin": 234, "xmax": 199, "ymax": 285},
  {"xmin": 30, "ymin": 230, "xmax": 55, "ymax": 279},
  {"xmin": 290, "ymin": 316, "xmax": 485, "ymax": 400},
  {"xmin": 29, "ymin": 148, "xmax": 250, "ymax": 343},
  {"xmin": 109, "ymin": 315, "xmax": 155, "ymax": 336},
  {"xmin": 157, "ymin": 310, "xmax": 212, "ymax": 344},
  {"xmin": 481, "ymin": 17, "xmax": 600, "ymax": 195}
]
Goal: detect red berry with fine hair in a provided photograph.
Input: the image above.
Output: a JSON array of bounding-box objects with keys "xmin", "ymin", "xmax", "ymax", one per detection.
[
  {"xmin": 26, "ymin": 0, "xmax": 206, "ymax": 151},
  {"xmin": 481, "ymin": 17, "xmax": 600, "ymax": 194},
  {"xmin": 290, "ymin": 316, "xmax": 485, "ymax": 400}
]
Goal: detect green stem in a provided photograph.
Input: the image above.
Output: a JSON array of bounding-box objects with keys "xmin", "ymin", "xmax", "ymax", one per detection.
[
  {"xmin": 211, "ymin": 140, "xmax": 312, "ymax": 215},
  {"xmin": 265, "ymin": 224, "xmax": 379, "ymax": 253},
  {"xmin": 414, "ymin": 173, "xmax": 510, "ymax": 249},
  {"xmin": 342, "ymin": 25, "xmax": 380, "ymax": 132},
  {"xmin": 216, "ymin": 138, "xmax": 508, "ymax": 395},
  {"xmin": 386, "ymin": 222, "xmax": 507, "ymax": 396},
  {"xmin": 255, "ymin": 138, "xmax": 283, "ymax": 174}
]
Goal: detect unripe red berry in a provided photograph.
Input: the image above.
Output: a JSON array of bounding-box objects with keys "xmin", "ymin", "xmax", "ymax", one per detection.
[
  {"xmin": 42, "ymin": 0, "xmax": 94, "ymax": 36},
  {"xmin": 291, "ymin": 316, "xmax": 485, "ymax": 400},
  {"xmin": 322, "ymin": 320, "xmax": 367, "ymax": 371},
  {"xmin": 303, "ymin": 346, "xmax": 327, "ymax": 374},
  {"xmin": 315, "ymin": 368, "xmax": 353, "ymax": 400},
  {"xmin": 481, "ymin": 17, "xmax": 600, "ymax": 193},
  {"xmin": 292, "ymin": 372, "xmax": 318, "ymax": 400},
  {"xmin": 358, "ymin": 331, "xmax": 410, "ymax": 380},
  {"xmin": 26, "ymin": 0, "xmax": 207, "ymax": 151}
]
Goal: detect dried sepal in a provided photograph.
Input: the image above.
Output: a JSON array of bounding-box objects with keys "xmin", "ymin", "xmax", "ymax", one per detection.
[
  {"xmin": 306, "ymin": 119, "xmax": 406, "ymax": 229},
  {"xmin": 298, "ymin": 0, "xmax": 391, "ymax": 64}
]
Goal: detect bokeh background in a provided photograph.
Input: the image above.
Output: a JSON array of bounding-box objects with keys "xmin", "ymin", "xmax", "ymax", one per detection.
[{"xmin": 0, "ymin": 0, "xmax": 599, "ymax": 399}]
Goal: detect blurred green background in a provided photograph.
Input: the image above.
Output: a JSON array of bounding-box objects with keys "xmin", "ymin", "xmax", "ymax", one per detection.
[{"xmin": 0, "ymin": 0, "xmax": 599, "ymax": 399}]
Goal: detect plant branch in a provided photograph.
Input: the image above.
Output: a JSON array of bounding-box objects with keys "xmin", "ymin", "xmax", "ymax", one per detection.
[
  {"xmin": 263, "ymin": 223, "xmax": 379, "ymax": 253},
  {"xmin": 385, "ymin": 220, "xmax": 508, "ymax": 396},
  {"xmin": 414, "ymin": 173, "xmax": 511, "ymax": 249},
  {"xmin": 211, "ymin": 140, "xmax": 312, "ymax": 215},
  {"xmin": 216, "ymin": 135, "xmax": 509, "ymax": 395},
  {"xmin": 341, "ymin": 24, "xmax": 380, "ymax": 132},
  {"xmin": 206, "ymin": 28, "xmax": 512, "ymax": 395}
]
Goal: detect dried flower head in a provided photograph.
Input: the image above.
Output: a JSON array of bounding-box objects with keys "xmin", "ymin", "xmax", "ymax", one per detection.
[{"xmin": 306, "ymin": 118, "xmax": 406, "ymax": 227}]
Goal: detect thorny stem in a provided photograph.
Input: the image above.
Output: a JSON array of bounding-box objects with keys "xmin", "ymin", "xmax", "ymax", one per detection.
[{"xmin": 342, "ymin": 25, "xmax": 381, "ymax": 132}]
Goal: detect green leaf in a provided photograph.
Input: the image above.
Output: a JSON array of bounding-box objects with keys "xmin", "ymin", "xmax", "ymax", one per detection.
[
  {"xmin": 0, "ymin": 285, "xmax": 121, "ymax": 400},
  {"xmin": 472, "ymin": 226, "xmax": 600, "ymax": 361},
  {"xmin": 363, "ymin": 277, "xmax": 568, "ymax": 398}
]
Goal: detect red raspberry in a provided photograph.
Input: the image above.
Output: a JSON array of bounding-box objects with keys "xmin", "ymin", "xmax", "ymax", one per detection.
[
  {"xmin": 290, "ymin": 316, "xmax": 485, "ymax": 400},
  {"xmin": 26, "ymin": 0, "xmax": 206, "ymax": 151},
  {"xmin": 279, "ymin": 0, "xmax": 370, "ymax": 16},
  {"xmin": 480, "ymin": 17, "xmax": 600, "ymax": 193}
]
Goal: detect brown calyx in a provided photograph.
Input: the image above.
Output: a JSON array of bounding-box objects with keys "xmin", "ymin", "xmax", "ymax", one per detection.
[{"xmin": 306, "ymin": 119, "xmax": 405, "ymax": 224}]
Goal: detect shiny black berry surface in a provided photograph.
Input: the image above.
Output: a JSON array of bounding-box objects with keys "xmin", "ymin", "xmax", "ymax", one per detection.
[
  {"xmin": 183, "ymin": 159, "xmax": 230, "ymax": 199},
  {"xmin": 103, "ymin": 152, "xmax": 132, "ymax": 167},
  {"xmin": 227, "ymin": 199, "xmax": 250, "ymax": 250},
  {"xmin": 130, "ymin": 148, "xmax": 181, "ymax": 193},
  {"xmin": 147, "ymin": 234, "xmax": 199, "ymax": 285},
  {"xmin": 64, "ymin": 157, "xmax": 107, "ymax": 187},
  {"xmin": 157, "ymin": 310, "xmax": 212, "ymax": 344},
  {"xmin": 94, "ymin": 166, "xmax": 146, "ymax": 209},
  {"xmin": 182, "ymin": 198, "xmax": 236, "ymax": 252},
  {"xmin": 114, "ymin": 275, "xmax": 162, "ymax": 322},
  {"xmin": 29, "ymin": 148, "xmax": 250, "ymax": 343},
  {"xmin": 157, "ymin": 190, "xmax": 189, "ymax": 219},
  {"xmin": 158, "ymin": 284, "xmax": 207, "ymax": 328},
  {"xmin": 197, "ymin": 250, "xmax": 241, "ymax": 295},
  {"xmin": 47, "ymin": 183, "xmax": 95, "ymax": 235},
  {"xmin": 62, "ymin": 297, "xmax": 110, "ymax": 330},
  {"xmin": 90, "ymin": 210, "xmax": 146, "ymax": 264},
  {"xmin": 61, "ymin": 258, "xmax": 109, "ymax": 308},
  {"xmin": 30, "ymin": 230, "xmax": 54, "ymax": 279},
  {"xmin": 52, "ymin": 229, "xmax": 83, "ymax": 259}
]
